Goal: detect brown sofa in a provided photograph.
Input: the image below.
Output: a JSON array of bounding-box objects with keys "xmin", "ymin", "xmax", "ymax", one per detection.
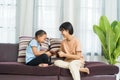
[{"xmin": 0, "ymin": 43, "xmax": 119, "ymax": 80}]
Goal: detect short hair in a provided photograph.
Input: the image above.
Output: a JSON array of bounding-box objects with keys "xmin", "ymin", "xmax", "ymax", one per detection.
[
  {"xmin": 35, "ymin": 30, "xmax": 46, "ymax": 37},
  {"xmin": 59, "ymin": 22, "xmax": 74, "ymax": 35}
]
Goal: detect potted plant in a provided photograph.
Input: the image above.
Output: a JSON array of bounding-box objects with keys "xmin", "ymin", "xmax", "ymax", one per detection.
[{"xmin": 93, "ymin": 16, "xmax": 120, "ymax": 65}]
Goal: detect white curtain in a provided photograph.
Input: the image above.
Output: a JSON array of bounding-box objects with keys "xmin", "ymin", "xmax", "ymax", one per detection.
[
  {"xmin": 105, "ymin": 0, "xmax": 117, "ymax": 22},
  {"xmin": 33, "ymin": 0, "xmax": 63, "ymax": 38},
  {"xmin": 62, "ymin": 0, "xmax": 104, "ymax": 61},
  {"xmin": 0, "ymin": 0, "xmax": 16, "ymax": 43},
  {"xmin": 117, "ymin": 0, "xmax": 120, "ymax": 21},
  {"xmin": 19, "ymin": 0, "xmax": 34, "ymax": 37}
]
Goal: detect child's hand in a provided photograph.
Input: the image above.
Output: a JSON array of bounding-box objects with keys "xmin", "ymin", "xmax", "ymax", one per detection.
[
  {"xmin": 45, "ymin": 51, "xmax": 52, "ymax": 57},
  {"xmin": 58, "ymin": 51, "xmax": 66, "ymax": 57},
  {"xmin": 49, "ymin": 50, "xmax": 56, "ymax": 56}
]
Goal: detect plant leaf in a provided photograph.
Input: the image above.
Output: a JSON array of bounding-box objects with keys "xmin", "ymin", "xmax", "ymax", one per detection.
[
  {"xmin": 111, "ymin": 20, "xmax": 118, "ymax": 29},
  {"xmin": 102, "ymin": 47, "xmax": 109, "ymax": 60},
  {"xmin": 113, "ymin": 22, "xmax": 120, "ymax": 43},
  {"xmin": 114, "ymin": 45, "xmax": 120, "ymax": 59},
  {"xmin": 99, "ymin": 16, "xmax": 106, "ymax": 33},
  {"xmin": 106, "ymin": 29, "xmax": 116, "ymax": 63},
  {"xmin": 118, "ymin": 38, "xmax": 120, "ymax": 46},
  {"xmin": 100, "ymin": 16, "xmax": 111, "ymax": 33},
  {"xmin": 93, "ymin": 25, "xmax": 108, "ymax": 59}
]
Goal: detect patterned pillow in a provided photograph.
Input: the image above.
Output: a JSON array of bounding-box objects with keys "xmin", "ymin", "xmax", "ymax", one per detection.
[
  {"xmin": 17, "ymin": 36, "xmax": 49, "ymax": 63},
  {"xmin": 49, "ymin": 38, "xmax": 62, "ymax": 62},
  {"xmin": 50, "ymin": 38, "xmax": 62, "ymax": 51},
  {"xmin": 17, "ymin": 36, "xmax": 32, "ymax": 63},
  {"xmin": 40, "ymin": 38, "xmax": 50, "ymax": 51}
]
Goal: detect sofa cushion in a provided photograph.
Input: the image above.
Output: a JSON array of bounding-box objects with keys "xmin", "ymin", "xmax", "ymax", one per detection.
[
  {"xmin": 0, "ymin": 75, "xmax": 58, "ymax": 80},
  {"xmin": 50, "ymin": 38, "xmax": 62, "ymax": 52},
  {"xmin": 17, "ymin": 36, "xmax": 33, "ymax": 63},
  {"xmin": 49, "ymin": 38, "xmax": 62, "ymax": 62},
  {"xmin": 0, "ymin": 62, "xmax": 60, "ymax": 76},
  {"xmin": 60, "ymin": 62, "xmax": 119, "ymax": 77},
  {"xmin": 85, "ymin": 62, "xmax": 119, "ymax": 76},
  {"xmin": 59, "ymin": 75, "xmax": 116, "ymax": 80},
  {"xmin": 0, "ymin": 43, "xmax": 19, "ymax": 62}
]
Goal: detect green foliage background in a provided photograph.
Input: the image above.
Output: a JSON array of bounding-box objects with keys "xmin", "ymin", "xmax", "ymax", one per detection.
[{"xmin": 93, "ymin": 16, "xmax": 120, "ymax": 64}]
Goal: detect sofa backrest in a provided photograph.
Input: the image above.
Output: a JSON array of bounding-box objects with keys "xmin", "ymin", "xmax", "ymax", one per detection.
[{"xmin": 0, "ymin": 43, "xmax": 19, "ymax": 62}]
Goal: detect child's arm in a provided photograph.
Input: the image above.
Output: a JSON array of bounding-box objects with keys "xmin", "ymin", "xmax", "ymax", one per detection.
[
  {"xmin": 45, "ymin": 51, "xmax": 52, "ymax": 57},
  {"xmin": 32, "ymin": 46, "xmax": 46, "ymax": 56}
]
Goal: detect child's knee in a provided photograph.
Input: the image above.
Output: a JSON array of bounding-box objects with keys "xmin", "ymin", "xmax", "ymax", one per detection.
[
  {"xmin": 40, "ymin": 54, "xmax": 49, "ymax": 62},
  {"xmin": 41, "ymin": 54, "xmax": 48, "ymax": 58}
]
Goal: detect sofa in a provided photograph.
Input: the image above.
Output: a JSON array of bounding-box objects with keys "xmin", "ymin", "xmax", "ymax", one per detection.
[{"xmin": 0, "ymin": 43, "xmax": 119, "ymax": 80}]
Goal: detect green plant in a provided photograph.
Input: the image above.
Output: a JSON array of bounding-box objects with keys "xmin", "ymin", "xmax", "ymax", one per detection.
[{"xmin": 93, "ymin": 16, "xmax": 120, "ymax": 65}]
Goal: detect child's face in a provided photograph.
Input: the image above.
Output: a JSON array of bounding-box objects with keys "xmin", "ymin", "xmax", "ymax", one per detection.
[
  {"xmin": 61, "ymin": 30, "xmax": 69, "ymax": 38},
  {"xmin": 36, "ymin": 34, "xmax": 47, "ymax": 43}
]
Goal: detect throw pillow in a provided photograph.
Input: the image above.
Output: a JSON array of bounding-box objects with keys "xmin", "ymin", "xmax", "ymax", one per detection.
[
  {"xmin": 49, "ymin": 38, "xmax": 62, "ymax": 62},
  {"xmin": 17, "ymin": 36, "xmax": 32, "ymax": 63}
]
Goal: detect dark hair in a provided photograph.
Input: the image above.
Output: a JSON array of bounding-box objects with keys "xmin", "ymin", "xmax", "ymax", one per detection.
[
  {"xmin": 35, "ymin": 30, "xmax": 46, "ymax": 38},
  {"xmin": 59, "ymin": 22, "xmax": 74, "ymax": 35}
]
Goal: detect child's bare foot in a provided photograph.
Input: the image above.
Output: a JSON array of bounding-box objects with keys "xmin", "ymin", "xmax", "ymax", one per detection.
[
  {"xmin": 38, "ymin": 64, "xmax": 43, "ymax": 67},
  {"xmin": 38, "ymin": 64, "xmax": 48, "ymax": 67},
  {"xmin": 80, "ymin": 67, "xmax": 90, "ymax": 74},
  {"xmin": 42, "ymin": 64, "xmax": 48, "ymax": 67}
]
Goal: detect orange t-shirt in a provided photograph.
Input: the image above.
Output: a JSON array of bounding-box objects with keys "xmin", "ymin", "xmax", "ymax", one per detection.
[{"xmin": 60, "ymin": 36, "xmax": 82, "ymax": 62}]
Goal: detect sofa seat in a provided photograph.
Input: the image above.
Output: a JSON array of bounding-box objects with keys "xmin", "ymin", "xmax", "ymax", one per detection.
[
  {"xmin": 0, "ymin": 62, "xmax": 60, "ymax": 76},
  {"xmin": 0, "ymin": 62, "xmax": 119, "ymax": 77},
  {"xmin": 85, "ymin": 62, "xmax": 119, "ymax": 76},
  {"xmin": 60, "ymin": 62, "xmax": 119, "ymax": 77}
]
